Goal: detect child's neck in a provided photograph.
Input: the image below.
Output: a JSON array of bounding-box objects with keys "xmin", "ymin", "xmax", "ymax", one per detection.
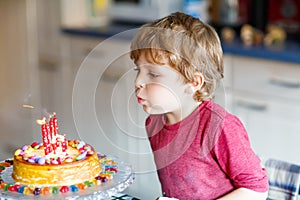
[{"xmin": 165, "ymin": 101, "xmax": 202, "ymax": 125}]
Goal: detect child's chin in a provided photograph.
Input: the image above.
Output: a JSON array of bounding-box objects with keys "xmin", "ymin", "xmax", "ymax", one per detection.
[{"xmin": 143, "ymin": 105, "xmax": 166, "ymax": 115}]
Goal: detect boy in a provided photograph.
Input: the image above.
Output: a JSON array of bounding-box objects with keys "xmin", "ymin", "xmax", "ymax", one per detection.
[{"xmin": 130, "ymin": 12, "xmax": 268, "ymax": 199}]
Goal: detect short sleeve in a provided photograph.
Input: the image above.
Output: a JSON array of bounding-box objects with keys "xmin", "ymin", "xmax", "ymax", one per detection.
[{"xmin": 213, "ymin": 114, "xmax": 269, "ymax": 192}]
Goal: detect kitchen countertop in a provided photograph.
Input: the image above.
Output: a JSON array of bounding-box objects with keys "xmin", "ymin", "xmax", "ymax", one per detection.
[
  {"xmin": 221, "ymin": 40, "xmax": 300, "ymax": 64},
  {"xmin": 61, "ymin": 24, "xmax": 300, "ymax": 65}
]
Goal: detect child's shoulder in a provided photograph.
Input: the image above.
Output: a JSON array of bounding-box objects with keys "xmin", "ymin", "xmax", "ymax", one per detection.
[
  {"xmin": 203, "ymin": 100, "xmax": 244, "ymax": 126},
  {"xmin": 202, "ymin": 100, "xmax": 227, "ymax": 119}
]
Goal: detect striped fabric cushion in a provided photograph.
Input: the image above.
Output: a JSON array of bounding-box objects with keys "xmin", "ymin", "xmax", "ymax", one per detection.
[{"xmin": 265, "ymin": 159, "xmax": 300, "ymax": 200}]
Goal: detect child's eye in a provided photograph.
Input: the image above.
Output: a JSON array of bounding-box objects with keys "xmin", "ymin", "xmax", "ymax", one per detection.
[
  {"xmin": 133, "ymin": 66, "xmax": 140, "ymax": 72},
  {"xmin": 148, "ymin": 72, "xmax": 159, "ymax": 78}
]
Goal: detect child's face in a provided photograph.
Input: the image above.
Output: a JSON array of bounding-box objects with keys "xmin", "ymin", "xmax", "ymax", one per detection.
[{"xmin": 134, "ymin": 53, "xmax": 195, "ymax": 117}]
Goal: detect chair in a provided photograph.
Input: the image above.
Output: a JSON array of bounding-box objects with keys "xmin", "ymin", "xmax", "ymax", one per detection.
[{"xmin": 265, "ymin": 158, "xmax": 300, "ymax": 200}]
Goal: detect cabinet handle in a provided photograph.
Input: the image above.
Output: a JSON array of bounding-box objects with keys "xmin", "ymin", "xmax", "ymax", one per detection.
[
  {"xmin": 236, "ymin": 100, "xmax": 268, "ymax": 112},
  {"xmin": 101, "ymin": 71, "xmax": 123, "ymax": 82},
  {"xmin": 84, "ymin": 48, "xmax": 105, "ymax": 57},
  {"xmin": 39, "ymin": 59, "xmax": 59, "ymax": 71},
  {"xmin": 269, "ymin": 77, "xmax": 300, "ymax": 89}
]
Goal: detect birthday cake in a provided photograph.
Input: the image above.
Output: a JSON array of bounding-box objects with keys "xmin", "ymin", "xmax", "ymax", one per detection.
[
  {"xmin": 2, "ymin": 113, "xmax": 118, "ymax": 195},
  {"xmin": 12, "ymin": 140, "xmax": 101, "ymax": 187}
]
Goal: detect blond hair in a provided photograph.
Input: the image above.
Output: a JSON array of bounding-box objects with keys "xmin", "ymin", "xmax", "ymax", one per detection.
[{"xmin": 130, "ymin": 12, "xmax": 224, "ymax": 101}]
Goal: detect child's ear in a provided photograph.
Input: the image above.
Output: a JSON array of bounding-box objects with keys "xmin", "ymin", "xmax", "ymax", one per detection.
[
  {"xmin": 185, "ymin": 72, "xmax": 204, "ymax": 94},
  {"xmin": 192, "ymin": 72, "xmax": 204, "ymax": 90}
]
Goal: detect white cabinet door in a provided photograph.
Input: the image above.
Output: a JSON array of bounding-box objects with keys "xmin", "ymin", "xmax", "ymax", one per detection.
[
  {"xmin": 232, "ymin": 56, "xmax": 300, "ymax": 101},
  {"xmin": 36, "ymin": 0, "xmax": 63, "ymax": 114},
  {"xmin": 0, "ymin": 0, "xmax": 40, "ymax": 160},
  {"xmin": 232, "ymin": 92, "xmax": 300, "ymax": 165}
]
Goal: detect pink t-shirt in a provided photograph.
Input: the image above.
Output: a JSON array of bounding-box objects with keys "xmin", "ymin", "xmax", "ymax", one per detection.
[{"xmin": 146, "ymin": 100, "xmax": 269, "ymax": 200}]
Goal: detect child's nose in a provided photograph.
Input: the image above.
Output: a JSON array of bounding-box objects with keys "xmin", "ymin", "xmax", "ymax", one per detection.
[{"xmin": 135, "ymin": 75, "xmax": 144, "ymax": 88}]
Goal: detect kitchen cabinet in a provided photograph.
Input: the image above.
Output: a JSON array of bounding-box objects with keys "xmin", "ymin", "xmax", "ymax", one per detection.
[
  {"xmin": 36, "ymin": 0, "xmax": 63, "ymax": 114},
  {"xmin": 232, "ymin": 92, "xmax": 300, "ymax": 164},
  {"xmin": 227, "ymin": 56, "xmax": 300, "ymax": 164},
  {"xmin": 0, "ymin": 0, "xmax": 41, "ymax": 160}
]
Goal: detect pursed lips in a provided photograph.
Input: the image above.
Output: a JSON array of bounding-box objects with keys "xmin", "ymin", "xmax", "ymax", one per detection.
[
  {"xmin": 135, "ymin": 87, "xmax": 145, "ymax": 104},
  {"xmin": 137, "ymin": 96, "xmax": 145, "ymax": 104}
]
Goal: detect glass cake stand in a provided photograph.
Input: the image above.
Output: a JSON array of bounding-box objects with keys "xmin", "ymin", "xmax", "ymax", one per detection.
[{"xmin": 0, "ymin": 156, "xmax": 134, "ymax": 200}]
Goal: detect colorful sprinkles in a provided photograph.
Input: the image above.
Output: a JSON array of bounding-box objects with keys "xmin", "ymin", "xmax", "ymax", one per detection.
[
  {"xmin": 14, "ymin": 140, "xmax": 96, "ymax": 165},
  {"xmin": 0, "ymin": 154, "xmax": 118, "ymax": 196}
]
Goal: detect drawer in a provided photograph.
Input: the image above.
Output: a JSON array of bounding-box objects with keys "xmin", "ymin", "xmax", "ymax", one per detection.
[
  {"xmin": 231, "ymin": 92, "xmax": 300, "ymax": 164},
  {"xmin": 67, "ymin": 36, "xmax": 130, "ymax": 61},
  {"xmin": 67, "ymin": 36, "xmax": 103, "ymax": 62},
  {"xmin": 232, "ymin": 56, "xmax": 300, "ymax": 101},
  {"xmin": 65, "ymin": 36, "xmax": 132, "ymax": 79},
  {"xmin": 233, "ymin": 93, "xmax": 300, "ymax": 164},
  {"xmin": 232, "ymin": 91, "xmax": 300, "ymax": 121},
  {"xmin": 243, "ymin": 111, "xmax": 300, "ymax": 165}
]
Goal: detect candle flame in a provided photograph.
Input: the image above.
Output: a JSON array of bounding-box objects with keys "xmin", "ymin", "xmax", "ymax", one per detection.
[
  {"xmin": 22, "ymin": 104, "xmax": 34, "ymax": 109},
  {"xmin": 36, "ymin": 117, "xmax": 46, "ymax": 125}
]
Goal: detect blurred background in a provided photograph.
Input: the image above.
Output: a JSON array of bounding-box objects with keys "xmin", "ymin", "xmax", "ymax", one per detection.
[{"xmin": 1, "ymin": 0, "xmax": 300, "ymax": 199}]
